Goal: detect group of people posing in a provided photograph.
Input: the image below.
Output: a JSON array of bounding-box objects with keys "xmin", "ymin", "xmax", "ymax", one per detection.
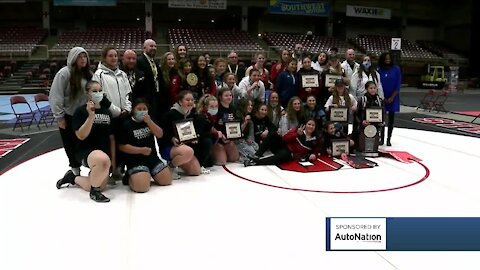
[{"xmin": 49, "ymin": 39, "xmax": 401, "ymax": 202}]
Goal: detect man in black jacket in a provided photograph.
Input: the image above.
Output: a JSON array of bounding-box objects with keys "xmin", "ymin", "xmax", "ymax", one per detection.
[{"xmin": 136, "ymin": 39, "xmax": 167, "ymax": 120}]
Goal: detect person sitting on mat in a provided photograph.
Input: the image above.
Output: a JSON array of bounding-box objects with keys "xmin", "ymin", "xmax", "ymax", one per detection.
[
  {"xmin": 117, "ymin": 98, "xmax": 172, "ymax": 192},
  {"xmin": 244, "ymin": 118, "xmax": 321, "ymax": 166},
  {"xmin": 250, "ymin": 103, "xmax": 283, "ymax": 159},
  {"xmin": 56, "ymin": 80, "xmax": 114, "ymax": 203},
  {"xmin": 321, "ymin": 121, "xmax": 355, "ymax": 156}
]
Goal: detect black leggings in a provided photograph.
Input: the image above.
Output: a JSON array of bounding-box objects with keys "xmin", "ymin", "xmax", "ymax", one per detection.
[
  {"xmin": 254, "ymin": 146, "xmax": 293, "ymax": 166},
  {"xmin": 255, "ymin": 132, "xmax": 284, "ymax": 157},
  {"xmin": 59, "ymin": 114, "xmax": 81, "ymax": 168},
  {"xmin": 189, "ymin": 137, "xmax": 213, "ymax": 167}
]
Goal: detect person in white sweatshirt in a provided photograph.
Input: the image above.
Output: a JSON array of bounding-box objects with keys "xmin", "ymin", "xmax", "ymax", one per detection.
[
  {"xmin": 350, "ymin": 55, "xmax": 384, "ymax": 99},
  {"xmin": 92, "ymin": 47, "xmax": 132, "ymax": 181},
  {"xmin": 49, "ymin": 46, "xmax": 92, "ymax": 177},
  {"xmin": 238, "ymin": 68, "xmax": 266, "ymax": 104},
  {"xmin": 92, "ymin": 47, "xmax": 132, "ymax": 118}
]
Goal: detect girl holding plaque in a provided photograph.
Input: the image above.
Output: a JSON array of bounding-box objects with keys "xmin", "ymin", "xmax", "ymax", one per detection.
[
  {"xmin": 213, "ymin": 87, "xmax": 240, "ymax": 165},
  {"xmin": 324, "ymin": 79, "xmax": 358, "ymax": 134},
  {"xmin": 353, "ymin": 81, "xmax": 385, "ymax": 147},
  {"xmin": 297, "ymin": 56, "xmax": 321, "ymax": 102},
  {"xmin": 118, "ymin": 98, "xmax": 172, "ymax": 192},
  {"xmin": 321, "ymin": 121, "xmax": 355, "ymax": 156},
  {"xmin": 158, "ymin": 91, "xmax": 207, "ymax": 179},
  {"xmin": 244, "ymin": 118, "xmax": 321, "ymax": 166},
  {"xmin": 319, "ymin": 54, "xmax": 346, "ymax": 108}
]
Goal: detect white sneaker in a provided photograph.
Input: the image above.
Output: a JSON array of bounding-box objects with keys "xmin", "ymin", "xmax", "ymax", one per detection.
[
  {"xmin": 201, "ymin": 166, "xmax": 210, "ymax": 174},
  {"xmin": 171, "ymin": 167, "xmax": 181, "ymax": 180}
]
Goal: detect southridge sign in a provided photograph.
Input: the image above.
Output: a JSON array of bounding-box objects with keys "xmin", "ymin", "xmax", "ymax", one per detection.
[{"xmin": 346, "ymin": 5, "xmax": 391, "ymax": 20}]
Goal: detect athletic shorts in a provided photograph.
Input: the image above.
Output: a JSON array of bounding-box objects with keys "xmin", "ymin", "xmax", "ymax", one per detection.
[{"xmin": 127, "ymin": 157, "xmax": 167, "ymax": 177}]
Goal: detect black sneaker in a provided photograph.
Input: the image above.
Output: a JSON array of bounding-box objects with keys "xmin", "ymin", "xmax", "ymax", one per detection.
[
  {"xmin": 89, "ymin": 187, "xmax": 110, "ymax": 203},
  {"xmin": 56, "ymin": 170, "xmax": 76, "ymax": 189}
]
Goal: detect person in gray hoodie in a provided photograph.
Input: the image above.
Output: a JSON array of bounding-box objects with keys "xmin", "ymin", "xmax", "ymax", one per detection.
[
  {"xmin": 49, "ymin": 46, "xmax": 92, "ymax": 177},
  {"xmin": 92, "ymin": 47, "xmax": 132, "ymax": 182}
]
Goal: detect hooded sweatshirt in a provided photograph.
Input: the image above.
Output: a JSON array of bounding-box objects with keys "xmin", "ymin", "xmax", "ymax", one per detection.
[
  {"xmin": 49, "ymin": 47, "xmax": 90, "ymax": 120},
  {"xmin": 92, "ymin": 62, "xmax": 132, "ymax": 118}
]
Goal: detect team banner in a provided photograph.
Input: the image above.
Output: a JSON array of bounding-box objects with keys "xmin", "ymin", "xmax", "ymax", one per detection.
[
  {"xmin": 54, "ymin": 0, "xmax": 116, "ymax": 6},
  {"xmin": 168, "ymin": 0, "xmax": 227, "ymax": 10},
  {"xmin": 269, "ymin": 0, "xmax": 330, "ymax": 17},
  {"xmin": 327, "ymin": 217, "xmax": 480, "ymax": 251},
  {"xmin": 346, "ymin": 5, "xmax": 391, "ymax": 20}
]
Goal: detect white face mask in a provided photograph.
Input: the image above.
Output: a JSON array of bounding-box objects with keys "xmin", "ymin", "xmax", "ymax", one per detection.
[
  {"xmin": 134, "ymin": 110, "xmax": 147, "ymax": 122},
  {"xmin": 91, "ymin": 92, "xmax": 103, "ymax": 104},
  {"xmin": 207, "ymin": 108, "xmax": 218, "ymax": 115}
]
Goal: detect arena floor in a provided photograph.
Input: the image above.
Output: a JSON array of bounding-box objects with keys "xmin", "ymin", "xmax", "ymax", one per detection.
[{"xmin": 1, "ymin": 125, "xmax": 480, "ymax": 269}]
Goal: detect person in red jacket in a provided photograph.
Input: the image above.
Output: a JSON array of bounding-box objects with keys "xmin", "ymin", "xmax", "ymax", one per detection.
[{"xmin": 244, "ymin": 118, "xmax": 321, "ymax": 166}]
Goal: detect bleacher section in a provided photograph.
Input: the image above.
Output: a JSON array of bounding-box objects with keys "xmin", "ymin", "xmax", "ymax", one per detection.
[
  {"xmin": 263, "ymin": 32, "xmax": 351, "ymax": 55},
  {"xmin": 168, "ymin": 28, "xmax": 263, "ymax": 55},
  {"xmin": 350, "ymin": 35, "xmax": 442, "ymax": 61},
  {"xmin": 50, "ymin": 27, "xmax": 152, "ymax": 58},
  {"xmin": 417, "ymin": 40, "xmax": 468, "ymax": 64},
  {"xmin": 0, "ymin": 28, "xmax": 47, "ymax": 58}
]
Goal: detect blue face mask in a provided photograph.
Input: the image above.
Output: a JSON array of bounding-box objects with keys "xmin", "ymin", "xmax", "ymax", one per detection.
[
  {"xmin": 91, "ymin": 92, "xmax": 103, "ymax": 104},
  {"xmin": 134, "ymin": 110, "xmax": 147, "ymax": 122},
  {"xmin": 362, "ymin": 61, "xmax": 371, "ymax": 70},
  {"xmin": 208, "ymin": 108, "xmax": 218, "ymax": 115}
]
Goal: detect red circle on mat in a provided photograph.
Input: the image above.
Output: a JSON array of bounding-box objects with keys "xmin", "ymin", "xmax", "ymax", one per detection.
[{"xmin": 222, "ymin": 160, "xmax": 430, "ymax": 194}]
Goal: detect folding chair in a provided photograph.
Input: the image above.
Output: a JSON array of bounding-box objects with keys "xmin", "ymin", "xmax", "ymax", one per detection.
[
  {"xmin": 10, "ymin": 95, "xmax": 37, "ymax": 132},
  {"xmin": 431, "ymin": 90, "xmax": 449, "ymax": 112},
  {"xmin": 417, "ymin": 89, "xmax": 436, "ymax": 111},
  {"xmin": 34, "ymin": 93, "xmax": 55, "ymax": 128}
]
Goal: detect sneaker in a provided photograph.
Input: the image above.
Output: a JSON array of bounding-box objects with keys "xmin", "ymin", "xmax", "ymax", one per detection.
[
  {"xmin": 56, "ymin": 170, "xmax": 76, "ymax": 189},
  {"xmin": 171, "ymin": 167, "xmax": 181, "ymax": 180},
  {"xmin": 244, "ymin": 158, "xmax": 257, "ymax": 167},
  {"xmin": 201, "ymin": 166, "xmax": 210, "ymax": 174},
  {"xmin": 89, "ymin": 187, "xmax": 110, "ymax": 203}
]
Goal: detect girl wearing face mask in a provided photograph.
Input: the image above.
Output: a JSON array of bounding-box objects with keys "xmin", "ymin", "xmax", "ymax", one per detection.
[
  {"xmin": 279, "ymin": 96, "xmax": 306, "ymax": 136},
  {"xmin": 158, "ymin": 90, "xmax": 207, "ymax": 179},
  {"xmin": 117, "ymin": 99, "xmax": 172, "ymax": 192},
  {"xmin": 234, "ymin": 98, "xmax": 259, "ymax": 162},
  {"xmin": 267, "ymin": 91, "xmax": 283, "ymax": 128},
  {"xmin": 212, "ymin": 88, "xmax": 240, "ymax": 165},
  {"xmin": 56, "ymin": 81, "xmax": 114, "ymax": 203},
  {"xmin": 245, "ymin": 118, "xmax": 321, "ymax": 166},
  {"xmin": 350, "ymin": 55, "xmax": 384, "ymax": 99}
]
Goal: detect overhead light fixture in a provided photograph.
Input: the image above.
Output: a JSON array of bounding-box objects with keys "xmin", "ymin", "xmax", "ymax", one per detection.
[
  {"xmin": 211, "ymin": 19, "xmax": 215, "ymax": 23},
  {"xmin": 178, "ymin": 18, "xmax": 182, "ymax": 22}
]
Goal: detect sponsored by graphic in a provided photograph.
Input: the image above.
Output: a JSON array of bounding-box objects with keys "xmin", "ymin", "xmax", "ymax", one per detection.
[{"xmin": 328, "ymin": 218, "xmax": 386, "ymax": 251}]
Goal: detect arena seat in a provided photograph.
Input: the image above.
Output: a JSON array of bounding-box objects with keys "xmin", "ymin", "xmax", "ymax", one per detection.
[
  {"xmin": 50, "ymin": 27, "xmax": 152, "ymax": 58},
  {"xmin": 167, "ymin": 28, "xmax": 263, "ymax": 55},
  {"xmin": 417, "ymin": 40, "xmax": 468, "ymax": 64},
  {"xmin": 263, "ymin": 32, "xmax": 351, "ymax": 55},
  {"xmin": 0, "ymin": 27, "xmax": 47, "ymax": 58},
  {"xmin": 350, "ymin": 35, "xmax": 442, "ymax": 61}
]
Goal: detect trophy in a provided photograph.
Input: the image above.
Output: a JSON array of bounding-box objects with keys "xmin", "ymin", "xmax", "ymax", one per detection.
[{"xmin": 359, "ymin": 124, "xmax": 379, "ymax": 157}]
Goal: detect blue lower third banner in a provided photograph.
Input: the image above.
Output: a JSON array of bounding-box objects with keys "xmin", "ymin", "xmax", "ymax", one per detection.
[{"xmin": 326, "ymin": 217, "xmax": 480, "ymax": 251}]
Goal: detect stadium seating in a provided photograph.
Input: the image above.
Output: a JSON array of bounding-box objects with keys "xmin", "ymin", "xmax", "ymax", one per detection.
[
  {"xmin": 168, "ymin": 28, "xmax": 263, "ymax": 54},
  {"xmin": 417, "ymin": 40, "xmax": 468, "ymax": 64},
  {"xmin": 350, "ymin": 35, "xmax": 441, "ymax": 60},
  {"xmin": 50, "ymin": 27, "xmax": 152, "ymax": 58},
  {"xmin": 263, "ymin": 32, "xmax": 351, "ymax": 55},
  {"xmin": 0, "ymin": 27, "xmax": 47, "ymax": 57}
]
